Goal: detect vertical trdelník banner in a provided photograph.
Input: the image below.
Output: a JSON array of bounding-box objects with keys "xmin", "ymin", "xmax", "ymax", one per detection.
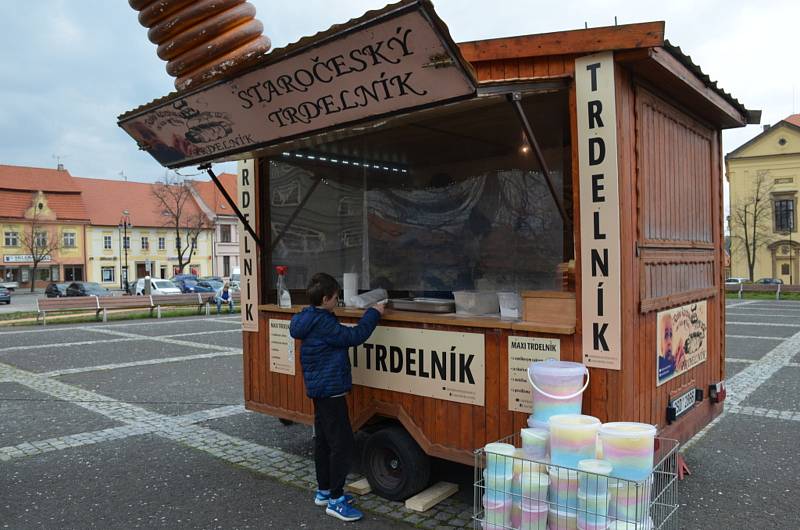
[{"xmin": 238, "ymin": 159, "xmax": 259, "ymax": 332}]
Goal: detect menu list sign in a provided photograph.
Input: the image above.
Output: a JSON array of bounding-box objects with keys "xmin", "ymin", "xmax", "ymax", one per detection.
[
  {"xmin": 507, "ymin": 336, "xmax": 561, "ymax": 413},
  {"xmin": 119, "ymin": 6, "xmax": 476, "ymax": 169},
  {"xmin": 269, "ymin": 319, "xmax": 296, "ymax": 375}
]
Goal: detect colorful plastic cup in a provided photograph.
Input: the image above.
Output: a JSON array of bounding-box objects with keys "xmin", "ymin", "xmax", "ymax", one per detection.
[
  {"xmin": 608, "ymin": 479, "xmax": 651, "ymax": 524},
  {"xmin": 528, "ymin": 360, "xmax": 589, "ymax": 424},
  {"xmin": 549, "ymin": 467, "xmax": 579, "ymax": 509},
  {"xmin": 548, "ymin": 506, "xmax": 578, "ymax": 530},
  {"xmin": 577, "ymin": 492, "xmax": 609, "ymax": 529},
  {"xmin": 483, "ymin": 495, "xmax": 512, "ymax": 526},
  {"xmin": 522, "ymin": 427, "xmax": 550, "ymax": 460},
  {"xmin": 517, "ymin": 471, "xmax": 550, "ymax": 507},
  {"xmin": 485, "ymin": 442, "xmax": 517, "ymax": 475},
  {"xmin": 519, "ymin": 502, "xmax": 548, "ymax": 530},
  {"xmin": 598, "ymin": 423, "xmax": 656, "ymax": 482},
  {"xmin": 549, "ymin": 414, "xmax": 601, "ymax": 469},
  {"xmin": 578, "ymin": 459, "xmax": 613, "ymax": 498}
]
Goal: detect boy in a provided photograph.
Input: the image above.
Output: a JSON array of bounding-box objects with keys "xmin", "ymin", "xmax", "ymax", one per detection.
[
  {"xmin": 216, "ymin": 283, "xmax": 234, "ymax": 314},
  {"xmin": 289, "ymin": 273, "xmax": 384, "ymax": 522}
]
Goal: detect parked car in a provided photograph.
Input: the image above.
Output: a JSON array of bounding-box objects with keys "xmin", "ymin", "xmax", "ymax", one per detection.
[
  {"xmin": 755, "ymin": 278, "xmax": 784, "ymax": 285},
  {"xmin": 0, "ymin": 280, "xmax": 18, "ymax": 292},
  {"xmin": 45, "ymin": 282, "xmax": 69, "ymax": 297},
  {"xmin": 725, "ymin": 277, "xmax": 749, "ymax": 285},
  {"xmin": 193, "ymin": 281, "xmax": 218, "ymax": 293},
  {"xmin": 133, "ymin": 278, "xmax": 182, "ymax": 296},
  {"xmin": 229, "ymin": 268, "xmax": 240, "ymax": 290},
  {"xmin": 66, "ymin": 282, "xmax": 112, "ymax": 297},
  {"xmin": 200, "ymin": 276, "xmax": 223, "ymax": 283},
  {"xmin": 0, "ymin": 286, "xmax": 10, "ymax": 304}
]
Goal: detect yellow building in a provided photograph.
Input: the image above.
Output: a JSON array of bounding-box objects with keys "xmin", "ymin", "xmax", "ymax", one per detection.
[
  {"xmin": 75, "ymin": 177, "xmax": 213, "ymax": 288},
  {"xmin": 0, "ymin": 165, "xmax": 89, "ymax": 288},
  {"xmin": 727, "ymin": 114, "xmax": 800, "ymax": 283}
]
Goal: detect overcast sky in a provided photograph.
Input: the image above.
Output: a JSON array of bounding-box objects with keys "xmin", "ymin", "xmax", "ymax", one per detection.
[{"xmin": 1, "ymin": 0, "xmax": 798, "ymax": 186}]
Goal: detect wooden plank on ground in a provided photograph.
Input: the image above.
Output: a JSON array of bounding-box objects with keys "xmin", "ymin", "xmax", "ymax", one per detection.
[
  {"xmin": 404, "ymin": 482, "xmax": 458, "ymax": 512},
  {"xmin": 345, "ymin": 478, "xmax": 372, "ymax": 495}
]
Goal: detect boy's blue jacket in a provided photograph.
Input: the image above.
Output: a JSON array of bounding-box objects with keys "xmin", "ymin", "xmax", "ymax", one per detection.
[{"xmin": 289, "ymin": 306, "xmax": 380, "ymax": 398}]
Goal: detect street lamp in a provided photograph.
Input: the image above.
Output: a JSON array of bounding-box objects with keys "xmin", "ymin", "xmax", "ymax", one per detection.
[{"xmin": 118, "ymin": 210, "xmax": 132, "ymax": 293}]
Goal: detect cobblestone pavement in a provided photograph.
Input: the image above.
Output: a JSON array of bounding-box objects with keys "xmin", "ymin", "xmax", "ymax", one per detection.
[{"xmin": 2, "ymin": 301, "xmax": 799, "ymax": 528}]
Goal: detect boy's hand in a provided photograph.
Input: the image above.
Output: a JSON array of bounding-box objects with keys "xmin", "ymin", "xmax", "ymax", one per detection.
[{"xmin": 373, "ymin": 302, "xmax": 386, "ymax": 315}]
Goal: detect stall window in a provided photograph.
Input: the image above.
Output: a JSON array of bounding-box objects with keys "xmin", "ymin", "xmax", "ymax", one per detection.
[
  {"xmin": 5, "ymin": 231, "xmax": 19, "ymax": 247},
  {"xmin": 103, "ymin": 235, "xmax": 112, "ymax": 249},
  {"xmin": 267, "ymin": 91, "xmax": 572, "ymax": 293}
]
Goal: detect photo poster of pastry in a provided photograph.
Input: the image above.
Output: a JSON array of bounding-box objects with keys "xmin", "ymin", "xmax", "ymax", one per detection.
[{"xmin": 656, "ymin": 300, "xmax": 707, "ymax": 386}]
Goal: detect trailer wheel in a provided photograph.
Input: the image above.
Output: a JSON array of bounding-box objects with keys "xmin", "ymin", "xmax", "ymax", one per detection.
[
  {"xmin": 362, "ymin": 425, "xmax": 430, "ymax": 501},
  {"xmin": 278, "ymin": 418, "xmax": 294, "ymax": 426}
]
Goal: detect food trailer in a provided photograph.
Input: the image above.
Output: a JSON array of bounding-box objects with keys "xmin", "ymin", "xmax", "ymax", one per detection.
[{"xmin": 120, "ymin": 0, "xmax": 758, "ymax": 501}]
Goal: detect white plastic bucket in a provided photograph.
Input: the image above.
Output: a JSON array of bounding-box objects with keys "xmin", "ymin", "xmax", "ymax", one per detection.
[
  {"xmin": 577, "ymin": 459, "xmax": 613, "ymax": 497},
  {"xmin": 528, "ymin": 360, "xmax": 589, "ymax": 424},
  {"xmin": 521, "ymin": 427, "xmax": 549, "ymax": 460},
  {"xmin": 548, "ymin": 467, "xmax": 579, "ymax": 510},
  {"xmin": 549, "ymin": 414, "xmax": 601, "ymax": 469},
  {"xmin": 598, "ymin": 423, "xmax": 657, "ymax": 481}
]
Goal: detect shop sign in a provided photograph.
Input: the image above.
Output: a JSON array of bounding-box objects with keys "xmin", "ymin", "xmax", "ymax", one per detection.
[
  {"xmin": 268, "ymin": 319, "xmax": 295, "ymax": 375},
  {"xmin": 238, "ymin": 159, "xmax": 259, "ymax": 332},
  {"xmin": 119, "ymin": 4, "xmax": 476, "ymax": 169},
  {"xmin": 349, "ymin": 326, "xmax": 485, "ymax": 406},
  {"xmin": 575, "ymin": 51, "xmax": 622, "ymax": 370},
  {"xmin": 3, "ymin": 255, "xmax": 52, "ymax": 264},
  {"xmin": 507, "ymin": 336, "xmax": 560, "ymax": 413},
  {"xmin": 657, "ymin": 301, "xmax": 707, "ymax": 386}
]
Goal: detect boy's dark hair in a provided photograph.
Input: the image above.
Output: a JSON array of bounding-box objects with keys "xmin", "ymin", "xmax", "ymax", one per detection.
[{"xmin": 307, "ymin": 272, "xmax": 340, "ymax": 306}]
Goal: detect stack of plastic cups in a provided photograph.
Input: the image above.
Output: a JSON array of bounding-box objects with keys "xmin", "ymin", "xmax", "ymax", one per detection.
[
  {"xmin": 599, "ymin": 423, "xmax": 657, "ymax": 527},
  {"xmin": 576, "ymin": 459, "xmax": 612, "ymax": 530},
  {"xmin": 514, "ymin": 464, "xmax": 550, "ymax": 530},
  {"xmin": 548, "ymin": 506, "xmax": 579, "ymax": 530},
  {"xmin": 521, "ymin": 427, "xmax": 549, "ymax": 463},
  {"xmin": 483, "ymin": 443, "xmax": 515, "ymax": 529},
  {"xmin": 549, "ymin": 466, "xmax": 579, "ymax": 510}
]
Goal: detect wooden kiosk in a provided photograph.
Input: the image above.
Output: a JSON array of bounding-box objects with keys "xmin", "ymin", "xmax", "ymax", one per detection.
[{"xmin": 119, "ymin": 0, "xmax": 758, "ymax": 500}]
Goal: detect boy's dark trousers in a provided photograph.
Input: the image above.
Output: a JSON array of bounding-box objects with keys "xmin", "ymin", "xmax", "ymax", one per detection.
[{"xmin": 312, "ymin": 395, "xmax": 354, "ymax": 499}]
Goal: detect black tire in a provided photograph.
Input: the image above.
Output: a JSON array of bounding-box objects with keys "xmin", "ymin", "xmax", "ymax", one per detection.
[
  {"xmin": 362, "ymin": 425, "xmax": 430, "ymax": 501},
  {"xmin": 278, "ymin": 418, "xmax": 294, "ymax": 426}
]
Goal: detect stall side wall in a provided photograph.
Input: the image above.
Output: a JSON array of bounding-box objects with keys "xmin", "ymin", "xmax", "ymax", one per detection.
[{"xmin": 609, "ymin": 66, "xmax": 725, "ymax": 439}]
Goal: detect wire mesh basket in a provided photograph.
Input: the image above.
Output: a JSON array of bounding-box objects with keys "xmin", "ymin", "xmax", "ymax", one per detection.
[{"xmin": 473, "ymin": 431, "xmax": 679, "ymax": 530}]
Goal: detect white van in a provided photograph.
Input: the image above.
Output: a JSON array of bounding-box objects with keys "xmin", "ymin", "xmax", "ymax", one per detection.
[{"xmin": 229, "ymin": 268, "xmax": 240, "ymax": 291}]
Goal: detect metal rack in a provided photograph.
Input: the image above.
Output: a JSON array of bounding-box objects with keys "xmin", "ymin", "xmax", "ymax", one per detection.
[{"xmin": 473, "ymin": 432, "xmax": 679, "ymax": 529}]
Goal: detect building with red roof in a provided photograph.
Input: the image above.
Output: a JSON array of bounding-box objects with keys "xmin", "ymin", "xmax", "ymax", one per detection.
[
  {"xmin": 0, "ymin": 164, "xmax": 90, "ymax": 288},
  {"xmin": 189, "ymin": 173, "xmax": 240, "ymax": 279}
]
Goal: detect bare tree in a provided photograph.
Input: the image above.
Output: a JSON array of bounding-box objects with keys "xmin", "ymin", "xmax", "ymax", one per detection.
[
  {"xmin": 20, "ymin": 194, "xmax": 61, "ymax": 292},
  {"xmin": 152, "ymin": 173, "xmax": 210, "ymax": 275},
  {"xmin": 730, "ymin": 170, "xmax": 774, "ymax": 281}
]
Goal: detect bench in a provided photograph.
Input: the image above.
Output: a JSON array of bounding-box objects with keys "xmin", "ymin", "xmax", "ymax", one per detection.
[
  {"xmin": 150, "ymin": 293, "xmax": 206, "ymax": 318},
  {"xmin": 37, "ymin": 296, "xmax": 101, "ymax": 325},
  {"xmin": 202, "ymin": 291, "xmax": 242, "ymax": 315}
]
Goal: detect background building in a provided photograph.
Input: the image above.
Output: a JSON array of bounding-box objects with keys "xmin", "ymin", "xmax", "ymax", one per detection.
[
  {"xmin": 0, "ymin": 164, "xmax": 89, "ymax": 288},
  {"xmin": 190, "ymin": 173, "xmax": 239, "ymax": 279},
  {"xmin": 76, "ymin": 177, "xmax": 213, "ymax": 288},
  {"xmin": 727, "ymin": 114, "xmax": 800, "ymax": 283}
]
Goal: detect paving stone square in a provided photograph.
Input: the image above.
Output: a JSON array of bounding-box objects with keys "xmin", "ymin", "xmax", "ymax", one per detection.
[
  {"xmin": 0, "ymin": 339, "xmax": 215, "ymax": 374},
  {"xmin": 0, "ymin": 327, "xmax": 121, "ymax": 348},
  {"xmin": 120, "ymin": 319, "xmax": 241, "ymax": 337},
  {"xmin": 724, "ymin": 337, "xmax": 783, "ymax": 360},
  {"xmin": 0, "ymin": 382, "xmax": 122, "ymax": 447},
  {"xmin": 740, "ymin": 366, "xmax": 800, "ymax": 411},
  {"xmin": 55, "ymin": 355, "xmax": 244, "ymax": 416},
  {"xmin": 200, "ymin": 412, "xmax": 315, "ymax": 458},
  {"xmin": 682, "ymin": 414, "xmax": 800, "ymax": 530},
  {"xmin": 723, "ymin": 361, "xmax": 748, "ymax": 379},
  {"xmin": 171, "ymin": 330, "xmax": 243, "ymax": 350},
  {"xmin": 725, "ymin": 323, "xmax": 799, "ymax": 338}
]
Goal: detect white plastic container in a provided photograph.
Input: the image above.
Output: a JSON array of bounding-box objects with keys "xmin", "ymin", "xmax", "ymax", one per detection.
[
  {"xmin": 485, "ymin": 442, "xmax": 516, "ymax": 475},
  {"xmin": 498, "ymin": 291, "xmax": 522, "ymax": 318},
  {"xmin": 548, "ymin": 414, "xmax": 601, "ymax": 469},
  {"xmin": 454, "ymin": 290, "xmax": 499, "ymax": 315},
  {"xmin": 598, "ymin": 423, "xmax": 657, "ymax": 481}
]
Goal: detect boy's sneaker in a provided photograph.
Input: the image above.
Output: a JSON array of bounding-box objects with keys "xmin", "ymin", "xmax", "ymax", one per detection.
[
  {"xmin": 326, "ymin": 496, "xmax": 363, "ymax": 522},
  {"xmin": 314, "ymin": 491, "xmax": 354, "ymax": 506}
]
